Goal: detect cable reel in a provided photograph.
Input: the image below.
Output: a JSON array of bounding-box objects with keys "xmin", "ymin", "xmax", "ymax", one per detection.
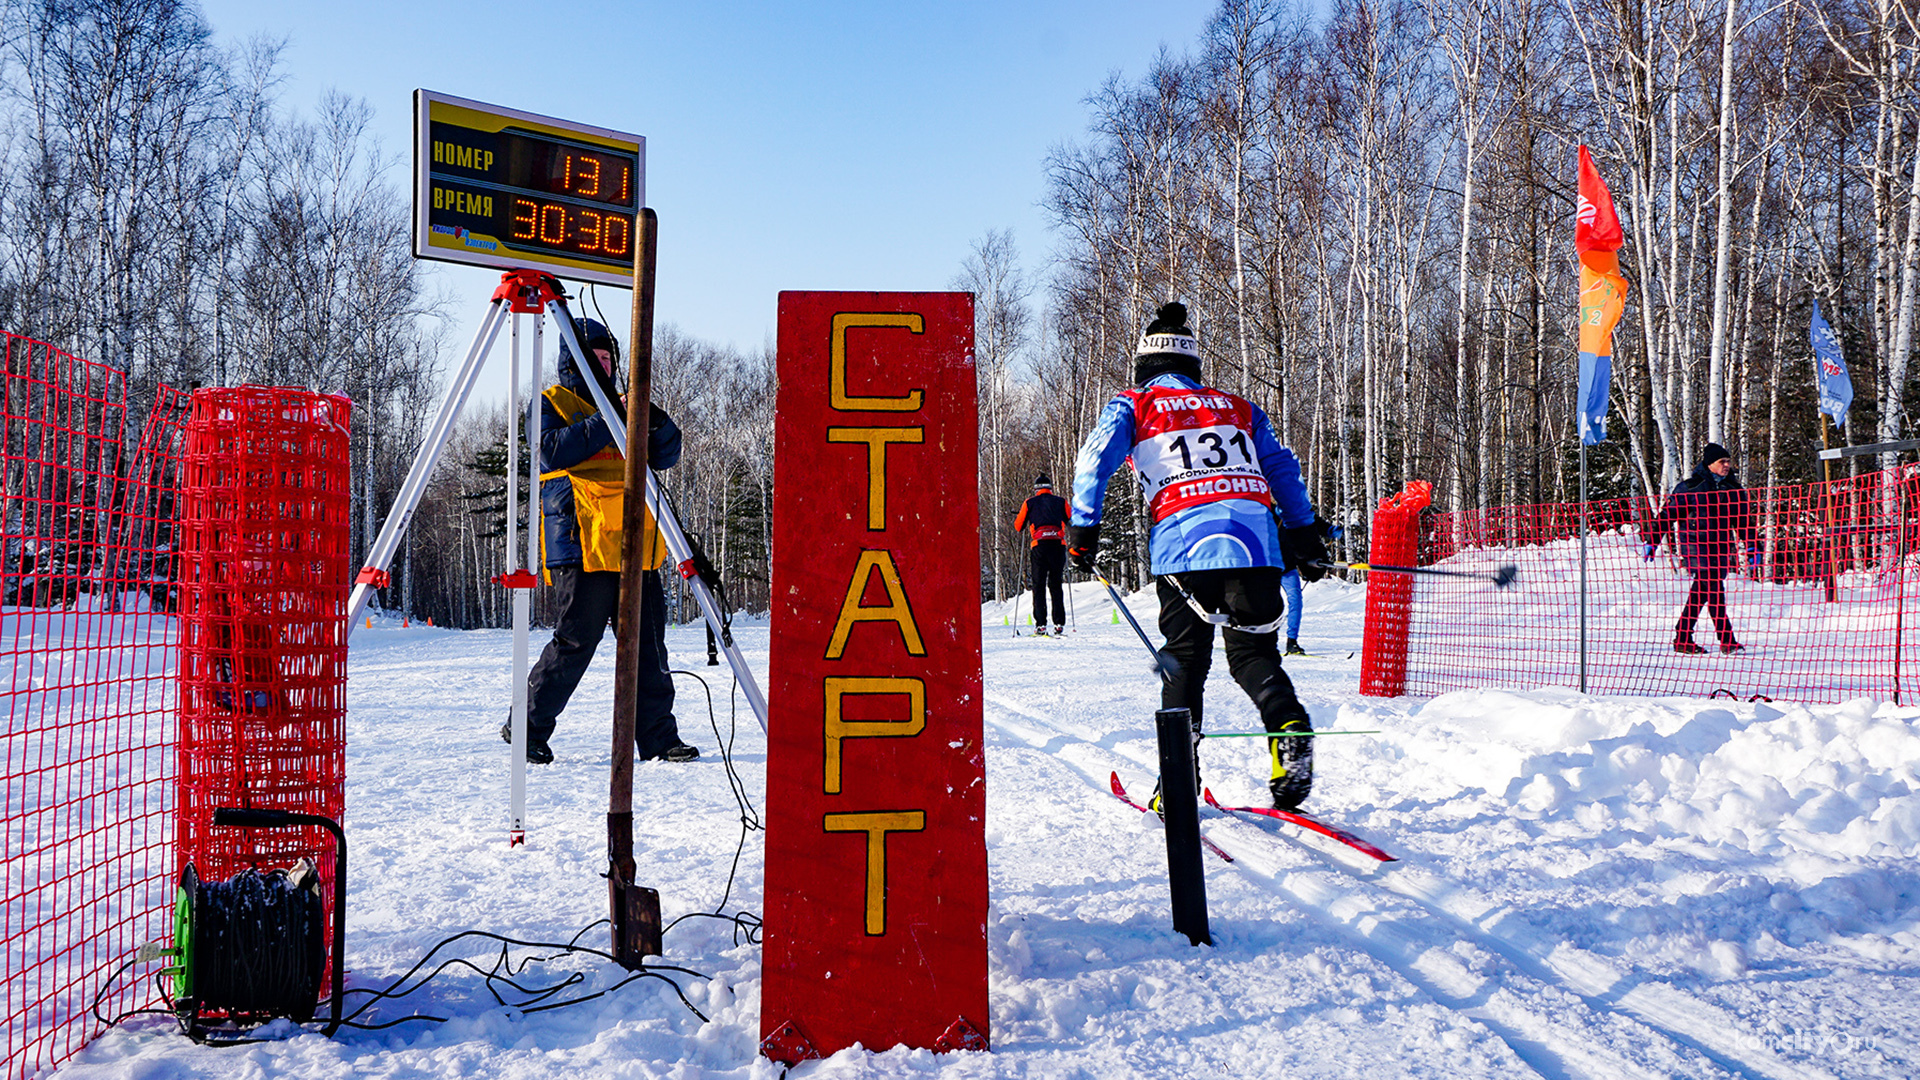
[{"xmin": 160, "ymin": 808, "xmax": 347, "ymax": 1042}]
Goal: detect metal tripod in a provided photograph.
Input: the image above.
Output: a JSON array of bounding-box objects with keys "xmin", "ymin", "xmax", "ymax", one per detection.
[{"xmin": 346, "ymin": 269, "xmax": 770, "ymax": 847}]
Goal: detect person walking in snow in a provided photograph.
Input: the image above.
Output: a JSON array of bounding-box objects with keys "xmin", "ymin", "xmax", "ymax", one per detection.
[
  {"xmin": 501, "ymin": 318, "xmax": 698, "ymax": 765},
  {"xmin": 1642, "ymin": 442, "xmax": 1759, "ymax": 655},
  {"xmin": 1067, "ymin": 302, "xmax": 1328, "ymax": 811},
  {"xmin": 1014, "ymin": 473, "xmax": 1070, "ymax": 635}
]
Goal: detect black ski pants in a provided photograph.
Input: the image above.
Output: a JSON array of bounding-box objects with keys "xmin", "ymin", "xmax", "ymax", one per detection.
[
  {"xmin": 1675, "ymin": 570, "xmax": 1737, "ymax": 646},
  {"xmin": 526, "ymin": 566, "xmax": 680, "ymax": 757},
  {"xmin": 1157, "ymin": 567, "xmax": 1307, "ymax": 735},
  {"xmin": 1030, "ymin": 541, "xmax": 1066, "ymax": 629}
]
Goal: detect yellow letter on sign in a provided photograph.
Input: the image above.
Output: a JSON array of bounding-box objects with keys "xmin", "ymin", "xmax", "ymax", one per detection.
[
  {"xmin": 822, "ymin": 810, "xmax": 927, "ymax": 935},
  {"xmin": 826, "ymin": 550, "xmax": 926, "ymax": 658},
  {"xmin": 831, "ymin": 313, "xmax": 924, "ymax": 412},
  {"xmin": 822, "ymin": 676, "xmax": 926, "ymax": 794},
  {"xmin": 826, "ymin": 427, "xmax": 924, "ymax": 530}
]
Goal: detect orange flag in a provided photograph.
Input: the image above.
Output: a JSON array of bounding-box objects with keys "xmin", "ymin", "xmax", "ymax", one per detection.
[{"xmin": 1576, "ymin": 146, "xmax": 1630, "ymax": 445}]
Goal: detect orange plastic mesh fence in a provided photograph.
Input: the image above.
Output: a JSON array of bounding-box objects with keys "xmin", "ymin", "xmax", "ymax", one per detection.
[
  {"xmin": 0, "ymin": 335, "xmax": 192, "ymax": 1077},
  {"xmin": 175, "ymin": 386, "xmax": 351, "ymax": 1005}
]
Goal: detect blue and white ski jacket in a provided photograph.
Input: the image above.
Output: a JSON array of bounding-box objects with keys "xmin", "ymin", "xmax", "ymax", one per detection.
[{"xmin": 1071, "ymin": 372, "xmax": 1314, "ymax": 575}]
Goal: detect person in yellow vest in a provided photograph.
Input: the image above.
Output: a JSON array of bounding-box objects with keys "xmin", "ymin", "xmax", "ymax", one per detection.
[{"xmin": 501, "ymin": 318, "xmax": 696, "ymax": 765}]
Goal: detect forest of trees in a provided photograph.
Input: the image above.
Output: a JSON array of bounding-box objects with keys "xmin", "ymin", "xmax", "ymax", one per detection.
[
  {"xmin": 985, "ymin": 0, "xmax": 1920, "ymax": 591},
  {"xmin": 0, "ymin": 0, "xmax": 776, "ymax": 627},
  {"xmin": 0, "ymin": 0, "xmax": 451, "ymax": 604},
  {"xmin": 12, "ymin": 0, "xmax": 1920, "ymax": 621}
]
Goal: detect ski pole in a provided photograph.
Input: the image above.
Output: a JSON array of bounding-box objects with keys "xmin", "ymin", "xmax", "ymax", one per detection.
[
  {"xmin": 1315, "ymin": 560, "xmax": 1518, "ymax": 589},
  {"xmin": 1201, "ymin": 730, "xmax": 1380, "ymax": 738},
  {"xmin": 1093, "ymin": 569, "xmax": 1181, "ymax": 685}
]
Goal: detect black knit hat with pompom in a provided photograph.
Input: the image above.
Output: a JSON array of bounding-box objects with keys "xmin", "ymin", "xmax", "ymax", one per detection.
[{"xmin": 1133, "ymin": 302, "xmax": 1202, "ymax": 386}]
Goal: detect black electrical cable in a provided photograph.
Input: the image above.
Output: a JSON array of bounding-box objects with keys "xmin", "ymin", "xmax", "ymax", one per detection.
[
  {"xmin": 89, "ymin": 957, "xmax": 177, "ymax": 1028},
  {"xmin": 192, "ymin": 867, "xmax": 324, "ymax": 1020},
  {"xmin": 91, "ymin": 867, "xmax": 325, "ymax": 1042},
  {"xmin": 94, "ymin": 924, "xmax": 714, "ymax": 1039},
  {"xmin": 665, "ymin": 667, "xmax": 764, "ymax": 947},
  {"xmin": 332, "ymin": 928, "xmax": 711, "ymax": 1029}
]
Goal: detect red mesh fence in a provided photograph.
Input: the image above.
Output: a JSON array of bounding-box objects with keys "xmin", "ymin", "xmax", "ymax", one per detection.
[
  {"xmin": 1369, "ymin": 467, "xmax": 1920, "ymax": 702},
  {"xmin": 0, "ymin": 335, "xmax": 191, "ymax": 1077},
  {"xmin": 175, "ymin": 387, "xmax": 351, "ymax": 1001},
  {"xmin": 1359, "ymin": 481, "xmax": 1431, "ymax": 696}
]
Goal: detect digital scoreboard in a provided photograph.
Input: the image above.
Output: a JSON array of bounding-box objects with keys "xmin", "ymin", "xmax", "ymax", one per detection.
[{"xmin": 413, "ymin": 90, "xmax": 645, "ymax": 287}]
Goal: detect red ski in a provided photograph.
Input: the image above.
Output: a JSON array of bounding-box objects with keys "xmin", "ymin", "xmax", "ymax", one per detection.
[
  {"xmin": 1108, "ymin": 772, "xmax": 1234, "ymax": 863},
  {"xmin": 1203, "ymin": 787, "xmax": 1396, "ymax": 863}
]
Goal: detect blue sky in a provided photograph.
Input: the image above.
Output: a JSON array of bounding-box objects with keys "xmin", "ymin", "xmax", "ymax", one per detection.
[{"xmin": 196, "ymin": 0, "xmax": 1221, "ymax": 402}]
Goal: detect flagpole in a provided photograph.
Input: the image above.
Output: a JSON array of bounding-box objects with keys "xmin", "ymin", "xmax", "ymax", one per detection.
[
  {"xmin": 1810, "ymin": 299, "xmax": 1851, "ymax": 604},
  {"xmin": 1820, "ymin": 416, "xmax": 1838, "ymax": 603},
  {"xmin": 1573, "ymin": 145, "xmax": 1626, "ymax": 698},
  {"xmin": 1578, "ymin": 442, "xmax": 1589, "ymax": 692}
]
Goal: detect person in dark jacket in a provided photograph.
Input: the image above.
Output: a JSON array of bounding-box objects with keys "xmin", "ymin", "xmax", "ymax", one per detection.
[
  {"xmin": 1013, "ymin": 474, "xmax": 1069, "ymax": 635},
  {"xmin": 1642, "ymin": 442, "xmax": 1758, "ymax": 654},
  {"xmin": 501, "ymin": 317, "xmax": 696, "ymax": 764}
]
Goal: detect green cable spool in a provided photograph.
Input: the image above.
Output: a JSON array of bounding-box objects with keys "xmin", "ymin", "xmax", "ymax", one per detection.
[{"xmin": 172, "ymin": 865, "xmax": 197, "ymax": 1002}]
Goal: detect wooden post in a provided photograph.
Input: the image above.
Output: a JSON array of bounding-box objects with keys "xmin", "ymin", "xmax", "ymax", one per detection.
[{"xmin": 609, "ymin": 208, "xmax": 662, "ymax": 967}]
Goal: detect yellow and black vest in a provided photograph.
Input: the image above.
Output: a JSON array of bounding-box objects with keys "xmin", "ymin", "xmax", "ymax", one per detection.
[{"xmin": 538, "ymin": 384, "xmax": 667, "ymax": 577}]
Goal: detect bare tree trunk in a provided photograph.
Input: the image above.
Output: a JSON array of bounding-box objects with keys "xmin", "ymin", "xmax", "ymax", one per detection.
[{"xmin": 1706, "ymin": 0, "xmax": 1740, "ymax": 445}]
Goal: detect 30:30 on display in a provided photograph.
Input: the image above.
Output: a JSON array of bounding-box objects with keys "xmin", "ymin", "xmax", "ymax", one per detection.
[{"xmin": 508, "ymin": 197, "xmax": 632, "ymax": 260}]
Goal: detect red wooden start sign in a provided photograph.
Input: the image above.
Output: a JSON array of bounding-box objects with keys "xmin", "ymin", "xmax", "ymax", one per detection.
[{"xmin": 761, "ymin": 292, "xmax": 987, "ymax": 1062}]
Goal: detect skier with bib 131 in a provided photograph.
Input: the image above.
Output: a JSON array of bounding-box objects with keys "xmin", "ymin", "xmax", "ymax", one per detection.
[{"xmin": 1067, "ymin": 302, "xmax": 1328, "ymax": 811}]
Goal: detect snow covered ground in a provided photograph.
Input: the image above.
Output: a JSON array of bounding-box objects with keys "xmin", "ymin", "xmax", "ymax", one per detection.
[{"xmin": 56, "ymin": 578, "xmax": 1920, "ymax": 1079}]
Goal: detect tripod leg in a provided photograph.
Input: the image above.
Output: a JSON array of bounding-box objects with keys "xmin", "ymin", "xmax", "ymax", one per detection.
[
  {"xmin": 349, "ymin": 299, "xmax": 513, "ymax": 631},
  {"xmin": 644, "ymin": 469, "xmax": 771, "ymax": 734}
]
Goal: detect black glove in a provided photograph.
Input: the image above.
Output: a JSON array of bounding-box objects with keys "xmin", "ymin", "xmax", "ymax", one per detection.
[
  {"xmin": 1067, "ymin": 523, "xmax": 1100, "ymax": 575},
  {"xmin": 1280, "ymin": 522, "xmax": 1330, "ymax": 582}
]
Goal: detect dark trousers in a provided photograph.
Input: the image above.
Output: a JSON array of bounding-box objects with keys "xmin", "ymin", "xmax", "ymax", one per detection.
[
  {"xmin": 526, "ymin": 566, "xmax": 680, "ymax": 757},
  {"xmin": 1675, "ymin": 571, "xmax": 1736, "ymax": 645},
  {"xmin": 1157, "ymin": 568, "xmax": 1307, "ymax": 734},
  {"xmin": 1030, "ymin": 542, "xmax": 1066, "ymax": 628}
]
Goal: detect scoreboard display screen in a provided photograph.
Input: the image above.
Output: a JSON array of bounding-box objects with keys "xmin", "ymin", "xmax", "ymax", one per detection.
[{"xmin": 413, "ymin": 90, "xmax": 645, "ymax": 287}]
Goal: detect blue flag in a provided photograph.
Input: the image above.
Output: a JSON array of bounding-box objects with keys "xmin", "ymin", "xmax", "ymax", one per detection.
[
  {"xmin": 1811, "ymin": 300, "xmax": 1853, "ymax": 426},
  {"xmin": 1577, "ymin": 350, "xmax": 1612, "ymax": 446}
]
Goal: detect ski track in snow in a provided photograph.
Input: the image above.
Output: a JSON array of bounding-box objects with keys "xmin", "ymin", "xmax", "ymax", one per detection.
[
  {"xmin": 45, "ymin": 578, "xmax": 1919, "ymax": 1079},
  {"xmin": 985, "ymin": 691, "xmax": 1835, "ymax": 1080}
]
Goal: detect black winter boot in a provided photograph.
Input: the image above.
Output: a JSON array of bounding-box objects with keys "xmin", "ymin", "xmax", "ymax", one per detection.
[{"xmin": 500, "ymin": 720, "xmax": 554, "ymax": 765}]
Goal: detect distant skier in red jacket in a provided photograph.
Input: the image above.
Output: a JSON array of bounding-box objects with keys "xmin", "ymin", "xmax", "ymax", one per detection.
[{"xmin": 1014, "ymin": 474, "xmax": 1069, "ymax": 635}]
